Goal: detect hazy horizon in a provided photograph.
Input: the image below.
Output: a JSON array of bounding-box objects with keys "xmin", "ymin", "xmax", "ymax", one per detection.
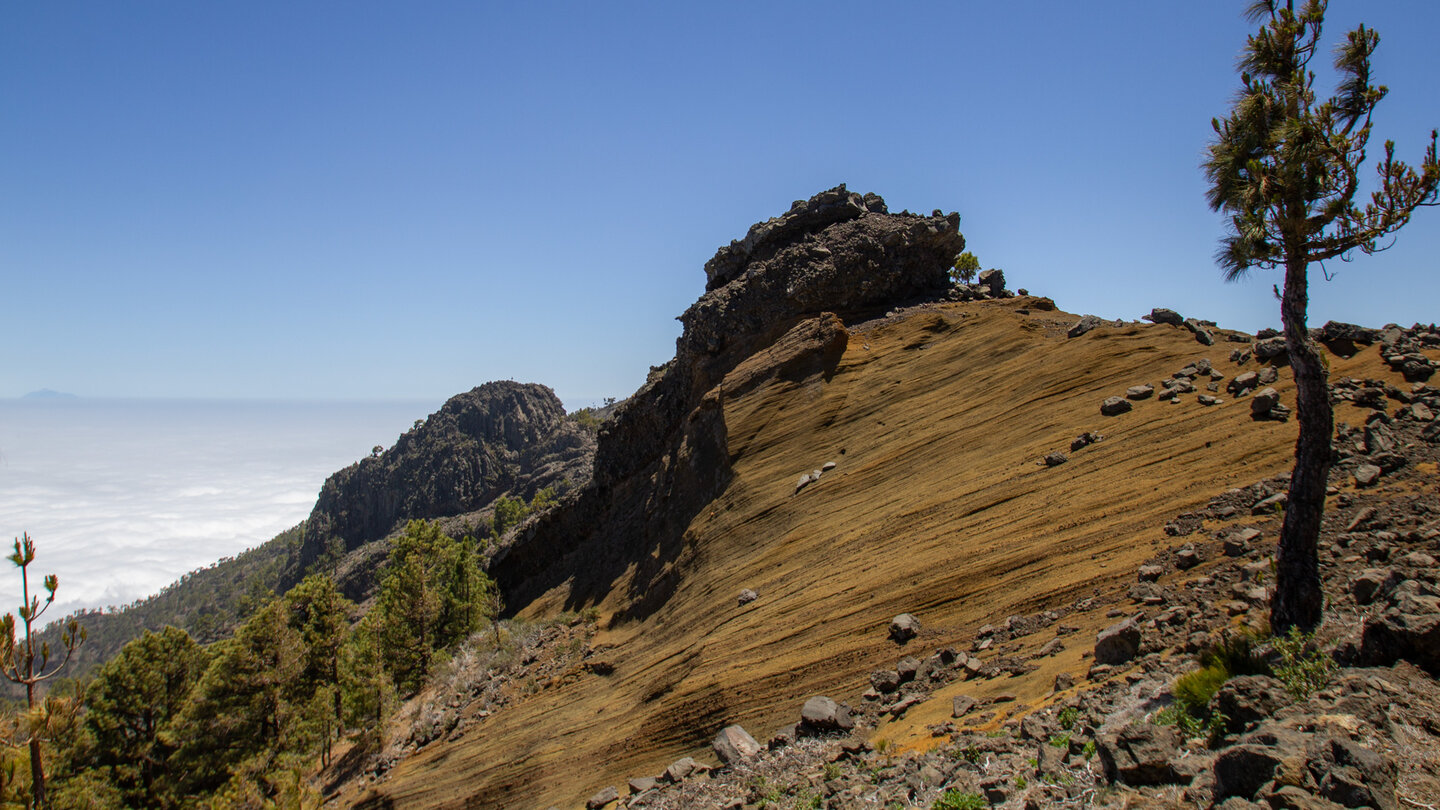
[{"xmin": 0, "ymin": 397, "xmax": 442, "ymax": 620}]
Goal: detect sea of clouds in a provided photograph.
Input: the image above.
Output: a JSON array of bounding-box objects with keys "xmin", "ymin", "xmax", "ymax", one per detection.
[{"xmin": 0, "ymin": 398, "xmax": 435, "ymax": 622}]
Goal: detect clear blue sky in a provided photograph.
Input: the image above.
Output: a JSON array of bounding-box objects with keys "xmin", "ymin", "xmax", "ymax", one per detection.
[{"xmin": 5, "ymin": 2, "xmax": 1438, "ymax": 406}]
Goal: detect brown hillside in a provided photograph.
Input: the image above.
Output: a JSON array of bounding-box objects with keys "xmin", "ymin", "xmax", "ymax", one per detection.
[{"xmin": 347, "ymin": 299, "xmax": 1403, "ymax": 809}]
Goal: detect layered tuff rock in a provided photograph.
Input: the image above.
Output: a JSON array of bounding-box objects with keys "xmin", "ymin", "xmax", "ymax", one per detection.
[
  {"xmin": 299, "ymin": 381, "xmax": 594, "ymax": 570},
  {"xmin": 492, "ymin": 186, "xmax": 963, "ymax": 612}
]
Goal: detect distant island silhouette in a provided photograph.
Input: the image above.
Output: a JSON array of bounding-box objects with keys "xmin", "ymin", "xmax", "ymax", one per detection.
[{"xmin": 21, "ymin": 389, "xmax": 78, "ymax": 399}]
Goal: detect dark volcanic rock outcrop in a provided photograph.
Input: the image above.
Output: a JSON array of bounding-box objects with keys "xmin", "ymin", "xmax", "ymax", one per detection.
[
  {"xmin": 300, "ymin": 381, "xmax": 594, "ymax": 570},
  {"xmin": 493, "ymin": 185, "xmax": 963, "ymax": 614}
]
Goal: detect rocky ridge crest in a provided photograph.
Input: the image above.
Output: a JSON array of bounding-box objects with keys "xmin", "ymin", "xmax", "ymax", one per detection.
[{"xmin": 492, "ymin": 185, "xmax": 964, "ymax": 610}]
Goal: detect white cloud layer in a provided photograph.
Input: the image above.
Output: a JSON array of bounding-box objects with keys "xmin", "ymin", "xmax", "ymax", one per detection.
[{"xmin": 0, "ymin": 399, "xmax": 434, "ymax": 621}]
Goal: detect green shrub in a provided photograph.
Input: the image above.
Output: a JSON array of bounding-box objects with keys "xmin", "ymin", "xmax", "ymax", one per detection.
[
  {"xmin": 1200, "ymin": 628, "xmax": 1269, "ymax": 678},
  {"xmin": 1173, "ymin": 665, "xmax": 1230, "ymax": 717},
  {"xmin": 1057, "ymin": 706, "xmax": 1079, "ymax": 730},
  {"xmin": 933, "ymin": 788, "xmax": 988, "ymax": 810},
  {"xmin": 1272, "ymin": 627, "xmax": 1334, "ymax": 699}
]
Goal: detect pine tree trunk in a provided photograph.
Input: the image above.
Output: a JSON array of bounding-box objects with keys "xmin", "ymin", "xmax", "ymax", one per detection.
[{"xmin": 1271, "ymin": 254, "xmax": 1332, "ymax": 633}]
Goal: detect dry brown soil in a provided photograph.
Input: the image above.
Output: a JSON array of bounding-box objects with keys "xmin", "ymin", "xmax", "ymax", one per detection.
[{"xmin": 348, "ymin": 298, "xmax": 1404, "ymax": 809}]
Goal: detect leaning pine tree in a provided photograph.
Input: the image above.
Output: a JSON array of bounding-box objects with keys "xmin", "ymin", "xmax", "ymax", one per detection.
[{"xmin": 1204, "ymin": 0, "xmax": 1438, "ymax": 632}]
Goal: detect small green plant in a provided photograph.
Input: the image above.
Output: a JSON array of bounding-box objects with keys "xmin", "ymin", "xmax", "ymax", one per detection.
[
  {"xmin": 1014, "ymin": 774, "xmax": 1028, "ymax": 790},
  {"xmin": 933, "ymin": 788, "xmax": 987, "ymax": 810},
  {"xmin": 1172, "ymin": 666, "xmax": 1230, "ymax": 717},
  {"xmin": 1081, "ymin": 739, "xmax": 1097, "ymax": 759},
  {"xmin": 822, "ymin": 761, "xmax": 841, "ymax": 781},
  {"xmin": 1160, "ymin": 626, "xmax": 1272, "ymax": 740},
  {"xmin": 1200, "ymin": 628, "xmax": 1269, "ymax": 678},
  {"xmin": 1057, "ymin": 706, "xmax": 1079, "ymax": 730},
  {"xmin": 950, "ymin": 251, "xmax": 981, "ymax": 285},
  {"xmin": 1047, "ymin": 732, "xmax": 1071, "ymax": 749},
  {"xmin": 955, "ymin": 744, "xmax": 982, "ymax": 764},
  {"xmin": 1153, "ymin": 703, "xmax": 1206, "ymax": 738},
  {"xmin": 1271, "ymin": 627, "xmax": 1335, "ymax": 699}
]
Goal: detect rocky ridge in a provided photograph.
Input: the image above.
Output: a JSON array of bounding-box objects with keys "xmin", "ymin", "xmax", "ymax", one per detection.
[
  {"xmin": 299, "ymin": 381, "xmax": 595, "ymax": 593},
  {"xmin": 491, "ymin": 185, "xmax": 964, "ymax": 613}
]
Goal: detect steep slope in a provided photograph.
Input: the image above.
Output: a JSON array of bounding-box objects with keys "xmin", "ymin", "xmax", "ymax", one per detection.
[{"xmin": 352, "ymin": 201, "xmax": 1410, "ymax": 806}]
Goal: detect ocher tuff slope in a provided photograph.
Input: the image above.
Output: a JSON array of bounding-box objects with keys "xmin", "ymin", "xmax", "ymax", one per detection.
[{"xmin": 359, "ymin": 298, "xmax": 1393, "ymax": 809}]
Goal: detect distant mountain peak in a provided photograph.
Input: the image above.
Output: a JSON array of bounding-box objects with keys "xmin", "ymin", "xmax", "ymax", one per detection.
[{"xmin": 22, "ymin": 389, "xmax": 77, "ymax": 399}]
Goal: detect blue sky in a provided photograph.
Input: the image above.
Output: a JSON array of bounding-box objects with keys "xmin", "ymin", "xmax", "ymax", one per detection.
[{"xmin": 5, "ymin": 1, "xmax": 1438, "ymax": 407}]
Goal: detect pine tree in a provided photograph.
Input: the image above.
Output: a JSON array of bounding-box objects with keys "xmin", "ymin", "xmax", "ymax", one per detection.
[
  {"xmin": 79, "ymin": 626, "xmax": 210, "ymax": 807},
  {"xmin": 950, "ymin": 251, "xmax": 980, "ymax": 284},
  {"xmin": 169, "ymin": 600, "xmax": 303, "ymax": 796},
  {"xmin": 370, "ymin": 521, "xmax": 496, "ymax": 693},
  {"xmin": 1204, "ymin": 1, "xmax": 1438, "ymax": 631},
  {"xmin": 283, "ymin": 574, "xmax": 351, "ymax": 748},
  {"xmin": 0, "ymin": 534, "xmax": 85, "ymax": 807}
]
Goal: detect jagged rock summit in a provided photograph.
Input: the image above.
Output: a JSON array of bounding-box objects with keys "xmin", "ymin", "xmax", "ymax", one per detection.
[
  {"xmin": 495, "ymin": 186, "xmax": 963, "ymax": 608},
  {"xmin": 300, "ymin": 380, "xmax": 593, "ymax": 571}
]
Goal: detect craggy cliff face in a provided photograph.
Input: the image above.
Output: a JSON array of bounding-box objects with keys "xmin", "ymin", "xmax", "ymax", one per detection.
[
  {"xmin": 494, "ymin": 185, "xmax": 964, "ymax": 611},
  {"xmin": 301, "ymin": 380, "xmax": 594, "ymax": 568}
]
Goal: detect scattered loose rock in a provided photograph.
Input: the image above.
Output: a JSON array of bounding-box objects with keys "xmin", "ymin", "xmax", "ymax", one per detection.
[
  {"xmin": 889, "ymin": 613, "xmax": 921, "ymax": 642},
  {"xmin": 1101, "ymin": 396, "xmax": 1133, "ymax": 416}
]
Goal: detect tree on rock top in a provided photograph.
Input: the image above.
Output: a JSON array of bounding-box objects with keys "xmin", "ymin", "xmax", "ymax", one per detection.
[{"xmin": 1204, "ymin": 0, "xmax": 1438, "ymax": 632}]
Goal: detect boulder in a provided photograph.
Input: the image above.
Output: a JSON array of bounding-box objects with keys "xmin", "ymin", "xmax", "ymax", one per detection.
[
  {"xmin": 1353, "ymin": 464, "xmax": 1382, "ymax": 487},
  {"xmin": 1185, "ymin": 318, "xmax": 1215, "ymax": 346},
  {"xmin": 977, "ymin": 268, "xmax": 1006, "ymax": 298},
  {"xmin": 1359, "ymin": 581, "xmax": 1440, "ymax": 675},
  {"xmin": 1213, "ymin": 727, "xmax": 1309, "ymax": 801},
  {"xmin": 737, "ymin": 588, "xmax": 758, "ymax": 606},
  {"xmin": 1175, "ymin": 544, "xmax": 1201, "ymax": 570},
  {"xmin": 627, "ymin": 776, "xmax": 657, "ymax": 794},
  {"xmin": 586, "ymin": 786, "xmax": 619, "ymax": 809},
  {"xmin": 1126, "ymin": 384, "xmax": 1155, "ymax": 400},
  {"xmin": 1209, "ymin": 675, "xmax": 1289, "ymax": 735},
  {"xmin": 1137, "ymin": 564, "xmax": 1165, "ymax": 583},
  {"xmin": 1250, "ymin": 387, "xmax": 1280, "ymax": 417},
  {"xmin": 663, "ymin": 756, "xmax": 704, "ymax": 783},
  {"xmin": 889, "ymin": 613, "xmax": 921, "ymax": 642},
  {"xmin": 1252, "ymin": 493, "xmax": 1288, "ymax": 515},
  {"xmin": 1144, "ymin": 308, "xmax": 1184, "ymax": 326},
  {"xmin": 870, "ymin": 669, "xmax": 901, "ymax": 693},
  {"xmin": 1094, "ymin": 617, "xmax": 1142, "ymax": 665},
  {"xmin": 799, "ymin": 696, "xmax": 855, "ymax": 734},
  {"xmin": 1305, "ymin": 736, "xmax": 1396, "ymax": 810},
  {"xmin": 1097, "ymin": 722, "xmax": 1185, "ymax": 785},
  {"xmin": 1101, "ymin": 396, "xmax": 1133, "ymax": 416},
  {"xmin": 1043, "ymin": 452, "xmax": 1068, "ymax": 467},
  {"xmin": 1071, "ymin": 431, "xmax": 1103, "ymax": 451},
  {"xmin": 1253, "ymin": 336, "xmax": 1288, "ymax": 362},
  {"xmin": 1069, "ymin": 314, "xmax": 1105, "ymax": 338},
  {"xmin": 952, "ymin": 694, "xmax": 978, "ymax": 718},
  {"xmin": 896, "ymin": 656, "xmax": 921, "ymax": 682},
  {"xmin": 711, "ymin": 724, "xmax": 762, "ymax": 766}
]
